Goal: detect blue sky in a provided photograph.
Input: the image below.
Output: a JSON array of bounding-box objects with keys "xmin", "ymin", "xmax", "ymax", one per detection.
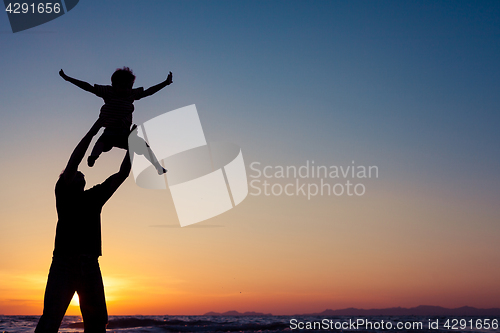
[{"xmin": 2, "ymin": 1, "xmax": 499, "ymax": 180}]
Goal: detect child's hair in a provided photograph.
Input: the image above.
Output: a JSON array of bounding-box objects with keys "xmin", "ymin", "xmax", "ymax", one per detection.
[{"xmin": 111, "ymin": 67, "xmax": 136, "ymax": 89}]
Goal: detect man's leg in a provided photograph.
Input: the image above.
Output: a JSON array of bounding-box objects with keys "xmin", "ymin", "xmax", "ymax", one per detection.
[
  {"xmin": 35, "ymin": 257, "xmax": 77, "ymax": 333},
  {"xmin": 78, "ymin": 257, "xmax": 108, "ymax": 333}
]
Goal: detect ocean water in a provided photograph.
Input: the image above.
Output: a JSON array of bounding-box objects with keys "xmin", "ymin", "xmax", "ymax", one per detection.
[{"xmin": 1, "ymin": 315, "xmax": 499, "ymax": 332}]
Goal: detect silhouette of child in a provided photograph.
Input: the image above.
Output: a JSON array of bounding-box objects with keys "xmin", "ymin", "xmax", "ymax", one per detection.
[{"xmin": 59, "ymin": 67, "xmax": 172, "ymax": 174}]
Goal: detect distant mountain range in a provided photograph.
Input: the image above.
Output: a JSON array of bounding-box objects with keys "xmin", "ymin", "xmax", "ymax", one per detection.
[
  {"xmin": 204, "ymin": 306, "xmax": 500, "ymax": 316},
  {"xmin": 204, "ymin": 310, "xmax": 273, "ymax": 316}
]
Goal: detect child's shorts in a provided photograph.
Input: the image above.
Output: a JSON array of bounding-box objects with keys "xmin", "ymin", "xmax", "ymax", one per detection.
[{"xmin": 96, "ymin": 128, "xmax": 129, "ymax": 152}]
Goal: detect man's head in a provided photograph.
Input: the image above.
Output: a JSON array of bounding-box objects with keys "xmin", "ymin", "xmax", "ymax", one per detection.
[
  {"xmin": 73, "ymin": 171, "xmax": 86, "ymax": 191},
  {"xmin": 111, "ymin": 67, "xmax": 135, "ymax": 89},
  {"xmin": 60, "ymin": 171, "xmax": 86, "ymax": 191}
]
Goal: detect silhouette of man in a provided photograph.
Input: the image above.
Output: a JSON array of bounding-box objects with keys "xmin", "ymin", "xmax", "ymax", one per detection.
[{"xmin": 35, "ymin": 119, "xmax": 131, "ymax": 333}]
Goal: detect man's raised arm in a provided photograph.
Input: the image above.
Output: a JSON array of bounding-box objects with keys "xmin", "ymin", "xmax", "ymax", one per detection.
[
  {"xmin": 62, "ymin": 119, "xmax": 103, "ymax": 184},
  {"xmin": 102, "ymin": 148, "xmax": 132, "ymax": 197}
]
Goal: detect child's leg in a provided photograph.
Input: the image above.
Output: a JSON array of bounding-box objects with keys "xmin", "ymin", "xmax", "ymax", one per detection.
[
  {"xmin": 127, "ymin": 127, "xmax": 166, "ymax": 175},
  {"xmin": 131, "ymin": 138, "xmax": 166, "ymax": 175},
  {"xmin": 87, "ymin": 141, "xmax": 104, "ymax": 167},
  {"xmin": 90, "ymin": 141, "xmax": 104, "ymax": 158},
  {"xmin": 88, "ymin": 130, "xmax": 116, "ymax": 167},
  {"xmin": 144, "ymin": 143, "xmax": 167, "ymax": 175}
]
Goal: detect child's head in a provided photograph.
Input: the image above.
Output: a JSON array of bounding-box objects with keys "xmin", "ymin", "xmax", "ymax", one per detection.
[{"xmin": 111, "ymin": 67, "xmax": 135, "ymax": 89}]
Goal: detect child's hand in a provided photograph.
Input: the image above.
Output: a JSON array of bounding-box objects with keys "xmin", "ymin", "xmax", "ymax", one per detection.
[
  {"xmin": 166, "ymin": 71, "xmax": 173, "ymax": 85},
  {"xmin": 59, "ymin": 69, "xmax": 68, "ymax": 80}
]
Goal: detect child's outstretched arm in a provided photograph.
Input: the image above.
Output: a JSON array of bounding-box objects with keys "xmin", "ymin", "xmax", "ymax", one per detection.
[
  {"xmin": 59, "ymin": 69, "xmax": 96, "ymax": 94},
  {"xmin": 143, "ymin": 71, "xmax": 173, "ymax": 97}
]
